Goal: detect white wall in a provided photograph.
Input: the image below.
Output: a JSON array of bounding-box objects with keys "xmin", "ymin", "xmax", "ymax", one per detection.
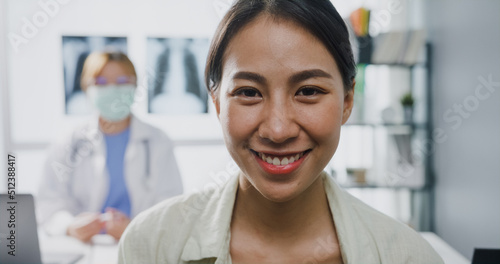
[
  {"xmin": 0, "ymin": 0, "xmax": 7, "ymax": 193},
  {"xmin": 426, "ymin": 0, "xmax": 500, "ymax": 259},
  {"xmin": 0, "ymin": 97, "xmax": 5, "ymax": 193},
  {"xmin": 0, "ymin": 86, "xmax": 5, "ymax": 194},
  {"xmin": 0, "ymin": 103, "xmax": 4, "ymax": 193}
]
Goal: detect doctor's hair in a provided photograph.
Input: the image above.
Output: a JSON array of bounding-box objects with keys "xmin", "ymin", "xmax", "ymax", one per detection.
[
  {"xmin": 80, "ymin": 51, "xmax": 137, "ymax": 91},
  {"xmin": 204, "ymin": 0, "xmax": 356, "ymax": 94}
]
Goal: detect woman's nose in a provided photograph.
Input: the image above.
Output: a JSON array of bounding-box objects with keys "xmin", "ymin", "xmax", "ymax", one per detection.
[{"xmin": 258, "ymin": 100, "xmax": 300, "ymax": 144}]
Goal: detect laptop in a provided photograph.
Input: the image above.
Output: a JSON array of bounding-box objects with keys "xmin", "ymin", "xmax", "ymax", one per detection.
[
  {"xmin": 0, "ymin": 194, "xmax": 83, "ymax": 264},
  {"xmin": 472, "ymin": 248, "xmax": 500, "ymax": 264}
]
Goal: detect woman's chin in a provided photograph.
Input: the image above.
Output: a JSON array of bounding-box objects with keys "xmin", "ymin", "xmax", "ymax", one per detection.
[
  {"xmin": 254, "ymin": 183, "xmax": 305, "ymax": 203},
  {"xmin": 239, "ymin": 164, "xmax": 324, "ymax": 203}
]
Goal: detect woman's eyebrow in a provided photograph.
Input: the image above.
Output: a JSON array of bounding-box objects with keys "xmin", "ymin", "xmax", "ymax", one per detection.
[
  {"xmin": 289, "ymin": 69, "xmax": 333, "ymax": 84},
  {"xmin": 232, "ymin": 71, "xmax": 267, "ymax": 84},
  {"xmin": 231, "ymin": 69, "xmax": 332, "ymax": 85}
]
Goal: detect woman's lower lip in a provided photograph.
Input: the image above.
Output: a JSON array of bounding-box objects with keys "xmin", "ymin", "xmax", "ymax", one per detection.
[{"xmin": 254, "ymin": 152, "xmax": 308, "ymax": 175}]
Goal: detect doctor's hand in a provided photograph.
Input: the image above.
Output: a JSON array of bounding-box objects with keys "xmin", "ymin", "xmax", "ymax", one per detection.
[
  {"xmin": 67, "ymin": 212, "xmax": 104, "ymax": 243},
  {"xmin": 103, "ymin": 208, "xmax": 131, "ymax": 241}
]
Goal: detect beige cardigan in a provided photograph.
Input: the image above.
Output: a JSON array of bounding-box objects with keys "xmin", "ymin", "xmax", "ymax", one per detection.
[{"xmin": 119, "ymin": 171, "xmax": 443, "ymax": 264}]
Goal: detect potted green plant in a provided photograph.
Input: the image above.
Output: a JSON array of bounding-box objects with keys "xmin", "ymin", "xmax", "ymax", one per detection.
[{"xmin": 400, "ymin": 92, "xmax": 414, "ymax": 124}]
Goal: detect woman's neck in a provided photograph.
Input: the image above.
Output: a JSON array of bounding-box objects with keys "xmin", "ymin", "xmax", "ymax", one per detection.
[
  {"xmin": 98, "ymin": 115, "xmax": 131, "ymax": 135},
  {"xmin": 232, "ymin": 174, "xmax": 332, "ymax": 241}
]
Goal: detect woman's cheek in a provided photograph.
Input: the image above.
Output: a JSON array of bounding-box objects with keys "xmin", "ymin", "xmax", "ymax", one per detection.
[
  {"xmin": 223, "ymin": 102, "xmax": 258, "ymax": 141},
  {"xmin": 299, "ymin": 101, "xmax": 343, "ymax": 139}
]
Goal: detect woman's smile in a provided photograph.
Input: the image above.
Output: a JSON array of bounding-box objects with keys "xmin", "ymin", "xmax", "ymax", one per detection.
[{"xmin": 251, "ymin": 149, "xmax": 311, "ymax": 175}]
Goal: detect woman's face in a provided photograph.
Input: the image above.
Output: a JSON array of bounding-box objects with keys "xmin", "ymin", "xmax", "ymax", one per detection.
[
  {"xmin": 94, "ymin": 61, "xmax": 136, "ymax": 86},
  {"xmin": 86, "ymin": 61, "xmax": 137, "ymax": 123},
  {"xmin": 214, "ymin": 15, "xmax": 353, "ymax": 202}
]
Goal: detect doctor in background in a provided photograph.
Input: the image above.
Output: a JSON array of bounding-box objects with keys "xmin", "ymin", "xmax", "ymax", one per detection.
[{"xmin": 37, "ymin": 51, "xmax": 183, "ymax": 242}]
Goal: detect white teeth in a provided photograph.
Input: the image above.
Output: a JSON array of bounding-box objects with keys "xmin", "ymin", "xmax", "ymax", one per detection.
[{"xmin": 259, "ymin": 152, "xmax": 306, "ymax": 165}]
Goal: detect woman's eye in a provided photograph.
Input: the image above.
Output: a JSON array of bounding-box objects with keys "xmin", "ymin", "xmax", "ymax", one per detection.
[
  {"xmin": 235, "ymin": 88, "xmax": 261, "ymax": 97},
  {"xmin": 296, "ymin": 87, "xmax": 323, "ymax": 96}
]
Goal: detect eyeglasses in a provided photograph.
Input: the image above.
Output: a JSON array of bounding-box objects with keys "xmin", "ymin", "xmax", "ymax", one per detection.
[{"xmin": 93, "ymin": 75, "xmax": 136, "ymax": 86}]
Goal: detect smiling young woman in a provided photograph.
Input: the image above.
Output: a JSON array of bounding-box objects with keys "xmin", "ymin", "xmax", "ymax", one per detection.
[
  {"xmin": 119, "ymin": 1, "xmax": 443, "ymax": 263},
  {"xmin": 213, "ymin": 15, "xmax": 348, "ymax": 263}
]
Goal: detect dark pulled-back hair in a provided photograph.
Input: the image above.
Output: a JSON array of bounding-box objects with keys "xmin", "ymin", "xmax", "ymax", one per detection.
[{"xmin": 205, "ymin": 0, "xmax": 357, "ymax": 93}]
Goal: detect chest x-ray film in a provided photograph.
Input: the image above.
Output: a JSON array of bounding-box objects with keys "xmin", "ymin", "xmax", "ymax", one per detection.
[{"xmin": 146, "ymin": 38, "xmax": 209, "ymax": 115}]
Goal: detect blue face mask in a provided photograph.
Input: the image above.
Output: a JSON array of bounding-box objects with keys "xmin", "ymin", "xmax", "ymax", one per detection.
[{"xmin": 86, "ymin": 84, "xmax": 136, "ymax": 122}]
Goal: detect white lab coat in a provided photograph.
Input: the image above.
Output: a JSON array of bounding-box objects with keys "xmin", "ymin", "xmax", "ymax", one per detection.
[{"xmin": 37, "ymin": 114, "xmax": 183, "ymax": 235}]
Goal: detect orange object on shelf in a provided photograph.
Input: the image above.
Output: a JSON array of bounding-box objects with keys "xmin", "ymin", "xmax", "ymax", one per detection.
[{"xmin": 350, "ymin": 7, "xmax": 370, "ymax": 37}]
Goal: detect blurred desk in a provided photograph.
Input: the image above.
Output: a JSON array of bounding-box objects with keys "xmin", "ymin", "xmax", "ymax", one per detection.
[
  {"xmin": 421, "ymin": 232, "xmax": 469, "ymax": 264},
  {"xmin": 39, "ymin": 232, "xmax": 118, "ymax": 264}
]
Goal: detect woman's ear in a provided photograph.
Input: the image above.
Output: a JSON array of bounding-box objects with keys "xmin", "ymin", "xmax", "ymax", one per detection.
[
  {"xmin": 211, "ymin": 90, "xmax": 221, "ymax": 119},
  {"xmin": 341, "ymin": 80, "xmax": 355, "ymax": 125}
]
